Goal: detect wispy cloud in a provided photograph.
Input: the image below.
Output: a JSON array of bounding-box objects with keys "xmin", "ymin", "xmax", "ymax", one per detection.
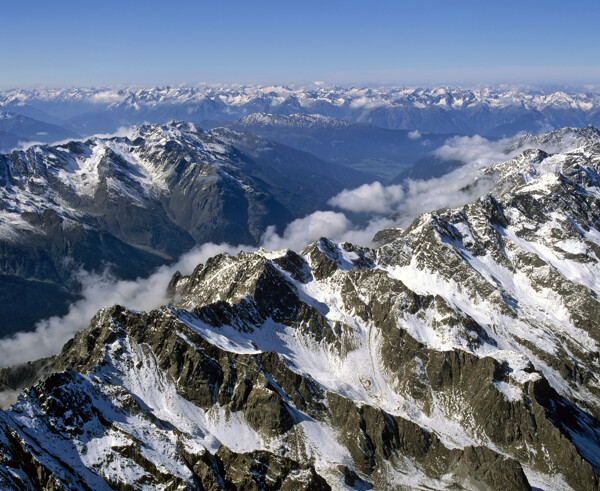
[
  {"xmin": 261, "ymin": 211, "xmax": 353, "ymax": 251},
  {"xmin": 0, "ymin": 242, "xmax": 253, "ymax": 368}
]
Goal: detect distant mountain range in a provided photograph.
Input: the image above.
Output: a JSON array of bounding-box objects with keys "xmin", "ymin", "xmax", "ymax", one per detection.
[
  {"xmin": 2, "ymin": 85, "xmax": 599, "ymax": 187},
  {"xmin": 1, "ymin": 85, "xmax": 599, "ymax": 137}
]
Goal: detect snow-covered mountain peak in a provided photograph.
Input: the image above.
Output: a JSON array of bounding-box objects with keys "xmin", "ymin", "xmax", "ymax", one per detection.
[
  {"xmin": 478, "ymin": 132, "xmax": 600, "ymax": 198},
  {"xmin": 2, "ymin": 85, "xmax": 599, "ymax": 136},
  {"xmin": 4, "ymin": 125, "xmax": 600, "ymax": 488},
  {"xmin": 132, "ymin": 120, "xmax": 203, "ymax": 139}
]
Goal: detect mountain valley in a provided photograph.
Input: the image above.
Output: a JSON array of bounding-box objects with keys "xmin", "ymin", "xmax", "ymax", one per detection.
[
  {"xmin": 0, "ymin": 122, "xmax": 371, "ymax": 333},
  {"xmin": 1, "ymin": 124, "xmax": 600, "ymax": 489}
]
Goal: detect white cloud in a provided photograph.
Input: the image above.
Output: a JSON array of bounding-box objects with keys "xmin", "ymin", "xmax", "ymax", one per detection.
[
  {"xmin": 395, "ymin": 173, "xmax": 494, "ymax": 227},
  {"xmin": 433, "ymin": 134, "xmax": 512, "ymax": 167},
  {"xmin": 328, "ymin": 182, "xmax": 404, "ymax": 214},
  {"xmin": 433, "ymin": 132, "xmax": 586, "ymax": 169},
  {"xmin": 334, "ymin": 216, "xmax": 396, "ymax": 246},
  {"xmin": 260, "ymin": 211, "xmax": 352, "ymax": 251},
  {"xmin": 260, "ymin": 210, "xmax": 397, "ymax": 252},
  {"xmin": 0, "ymin": 242, "xmax": 253, "ymax": 368},
  {"xmin": 387, "ymin": 135, "xmax": 513, "ymax": 223},
  {"xmin": 408, "ymin": 130, "xmax": 421, "ymax": 139},
  {"xmin": 0, "ymin": 390, "xmax": 20, "ymax": 409}
]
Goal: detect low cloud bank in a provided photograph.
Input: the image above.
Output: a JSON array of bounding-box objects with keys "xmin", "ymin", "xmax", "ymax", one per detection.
[
  {"xmin": 433, "ymin": 134, "xmax": 513, "ymax": 166},
  {"xmin": 261, "ymin": 210, "xmax": 395, "ymax": 251},
  {"xmin": 261, "ymin": 211, "xmax": 352, "ymax": 251},
  {"xmin": 328, "ymin": 182, "xmax": 404, "ymax": 214},
  {"xmin": 0, "ymin": 243, "xmax": 253, "ymax": 368}
]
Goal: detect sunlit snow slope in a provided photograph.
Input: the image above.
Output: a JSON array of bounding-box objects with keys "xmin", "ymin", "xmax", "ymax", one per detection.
[{"xmin": 2, "ymin": 127, "xmax": 600, "ymax": 489}]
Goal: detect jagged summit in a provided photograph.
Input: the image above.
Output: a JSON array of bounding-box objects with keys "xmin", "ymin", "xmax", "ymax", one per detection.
[
  {"xmin": 2, "ymin": 129, "xmax": 600, "ymax": 488},
  {"xmin": 0, "ymin": 121, "xmax": 370, "ymax": 333}
]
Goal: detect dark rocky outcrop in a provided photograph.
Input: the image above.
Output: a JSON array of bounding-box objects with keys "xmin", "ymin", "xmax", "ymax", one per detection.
[
  {"xmin": 3, "ymin": 127, "xmax": 600, "ymax": 488},
  {"xmin": 0, "ymin": 122, "xmax": 373, "ymax": 334}
]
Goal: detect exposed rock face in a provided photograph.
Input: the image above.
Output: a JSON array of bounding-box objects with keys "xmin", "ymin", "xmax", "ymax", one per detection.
[
  {"xmin": 0, "ymin": 122, "xmax": 369, "ymax": 333},
  {"xmin": 0, "ymin": 302, "xmax": 533, "ymax": 490},
  {"xmin": 2, "ymin": 129, "xmax": 600, "ymax": 489}
]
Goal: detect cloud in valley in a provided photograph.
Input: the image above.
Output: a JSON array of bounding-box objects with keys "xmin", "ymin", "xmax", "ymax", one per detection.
[
  {"xmin": 260, "ymin": 211, "xmax": 353, "ymax": 251},
  {"xmin": 328, "ymin": 182, "xmax": 404, "ymax": 214},
  {"xmin": 1, "ymin": 130, "xmax": 586, "ymax": 372},
  {"xmin": 0, "ymin": 242, "xmax": 253, "ymax": 368},
  {"xmin": 433, "ymin": 134, "xmax": 513, "ymax": 166}
]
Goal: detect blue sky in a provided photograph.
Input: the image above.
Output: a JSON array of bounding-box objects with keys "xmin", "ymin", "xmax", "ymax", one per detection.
[{"xmin": 3, "ymin": 0, "xmax": 599, "ymax": 87}]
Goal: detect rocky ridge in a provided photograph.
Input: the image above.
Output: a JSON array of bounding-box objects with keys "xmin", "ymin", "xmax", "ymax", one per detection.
[
  {"xmin": 2, "ymin": 129, "xmax": 600, "ymax": 488},
  {"xmin": 0, "ymin": 121, "xmax": 368, "ymax": 333}
]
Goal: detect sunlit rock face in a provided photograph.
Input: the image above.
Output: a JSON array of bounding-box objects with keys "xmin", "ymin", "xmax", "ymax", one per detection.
[{"xmin": 2, "ymin": 129, "xmax": 600, "ymax": 489}]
